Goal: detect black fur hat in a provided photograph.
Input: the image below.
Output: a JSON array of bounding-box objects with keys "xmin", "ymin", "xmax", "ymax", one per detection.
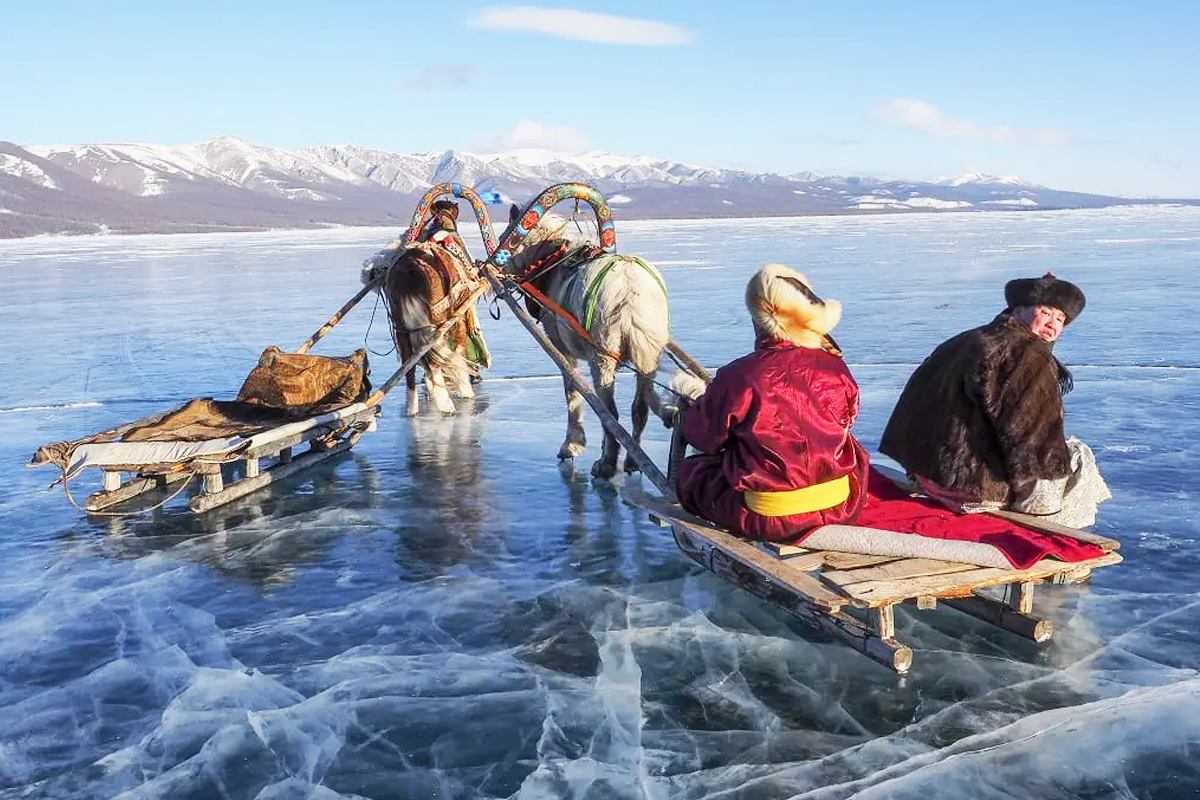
[{"xmin": 1004, "ymin": 272, "xmax": 1086, "ymax": 324}]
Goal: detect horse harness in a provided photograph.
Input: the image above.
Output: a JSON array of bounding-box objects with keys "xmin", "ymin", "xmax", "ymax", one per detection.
[
  {"xmin": 517, "ymin": 244, "xmax": 668, "ymax": 363},
  {"xmin": 389, "ymin": 239, "xmax": 481, "ymax": 331}
]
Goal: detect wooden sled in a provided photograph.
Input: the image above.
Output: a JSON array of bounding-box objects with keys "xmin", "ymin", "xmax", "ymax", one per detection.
[
  {"xmin": 31, "ymin": 245, "xmax": 494, "ymax": 517},
  {"xmin": 623, "ymin": 481, "xmax": 1121, "ymax": 675},
  {"xmin": 34, "ymin": 401, "xmax": 382, "ymax": 516}
]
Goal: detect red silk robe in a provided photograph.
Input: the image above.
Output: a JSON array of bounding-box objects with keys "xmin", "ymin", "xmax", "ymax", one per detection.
[{"xmin": 675, "ymin": 339, "xmax": 870, "ymax": 542}]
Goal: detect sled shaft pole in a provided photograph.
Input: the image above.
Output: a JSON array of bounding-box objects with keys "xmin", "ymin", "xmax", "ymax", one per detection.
[
  {"xmin": 484, "ymin": 268, "xmax": 670, "ymax": 494},
  {"xmin": 666, "ymin": 340, "xmax": 711, "ymax": 384},
  {"xmin": 296, "ymin": 278, "xmax": 380, "ymax": 354}
]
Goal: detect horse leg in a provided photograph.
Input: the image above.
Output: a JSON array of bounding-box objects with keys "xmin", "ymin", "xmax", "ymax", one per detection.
[
  {"xmin": 589, "ymin": 356, "xmax": 621, "ymax": 480},
  {"xmin": 452, "ymin": 320, "xmax": 475, "ymax": 400},
  {"xmin": 399, "ymin": 336, "xmax": 419, "ymax": 416},
  {"xmin": 558, "ymin": 369, "xmax": 587, "ymax": 460},
  {"xmin": 423, "ymin": 357, "xmax": 456, "ymax": 415},
  {"xmin": 623, "ymin": 373, "xmax": 658, "ymax": 474}
]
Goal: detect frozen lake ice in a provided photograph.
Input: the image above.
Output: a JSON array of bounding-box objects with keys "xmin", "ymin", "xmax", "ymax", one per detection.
[{"xmin": 1, "ymin": 206, "xmax": 1198, "ymax": 798}]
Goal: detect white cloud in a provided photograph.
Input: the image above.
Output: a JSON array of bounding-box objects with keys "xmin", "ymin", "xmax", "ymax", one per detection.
[
  {"xmin": 465, "ymin": 6, "xmax": 694, "ymax": 45},
  {"xmin": 875, "ymin": 98, "xmax": 1072, "ymax": 147},
  {"xmin": 483, "ymin": 120, "xmax": 588, "ymax": 152},
  {"xmin": 401, "ymin": 65, "xmax": 482, "ymax": 92}
]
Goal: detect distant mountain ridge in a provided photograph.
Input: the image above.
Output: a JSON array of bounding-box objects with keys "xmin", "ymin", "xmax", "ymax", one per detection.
[{"xmin": 1, "ymin": 136, "xmax": 1194, "ymax": 238}]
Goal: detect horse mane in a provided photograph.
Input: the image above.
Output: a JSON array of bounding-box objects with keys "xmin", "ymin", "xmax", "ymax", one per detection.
[{"xmin": 421, "ymin": 201, "xmax": 461, "ymax": 240}]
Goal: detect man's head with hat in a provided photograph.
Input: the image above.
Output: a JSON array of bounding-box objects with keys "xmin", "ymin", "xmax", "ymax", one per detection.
[
  {"xmin": 746, "ymin": 264, "xmax": 843, "ymax": 351},
  {"xmin": 1004, "ymin": 272, "xmax": 1086, "ymax": 343}
]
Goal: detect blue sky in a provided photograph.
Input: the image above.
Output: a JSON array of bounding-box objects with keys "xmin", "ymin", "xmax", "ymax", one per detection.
[{"xmin": 2, "ymin": 1, "xmax": 1196, "ymax": 197}]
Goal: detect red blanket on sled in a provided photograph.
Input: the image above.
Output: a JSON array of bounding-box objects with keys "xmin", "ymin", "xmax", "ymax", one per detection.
[{"xmin": 854, "ymin": 468, "xmax": 1106, "ymax": 570}]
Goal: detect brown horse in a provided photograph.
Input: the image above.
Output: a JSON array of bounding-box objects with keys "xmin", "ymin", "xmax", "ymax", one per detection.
[{"xmin": 361, "ymin": 201, "xmax": 489, "ymax": 415}]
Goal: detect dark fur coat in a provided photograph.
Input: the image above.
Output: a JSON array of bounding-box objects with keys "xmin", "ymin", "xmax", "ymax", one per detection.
[{"xmin": 879, "ymin": 313, "xmax": 1072, "ymax": 504}]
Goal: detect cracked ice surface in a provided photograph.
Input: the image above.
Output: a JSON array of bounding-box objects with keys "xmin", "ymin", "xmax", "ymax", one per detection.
[{"xmin": 1, "ymin": 207, "xmax": 1199, "ymax": 798}]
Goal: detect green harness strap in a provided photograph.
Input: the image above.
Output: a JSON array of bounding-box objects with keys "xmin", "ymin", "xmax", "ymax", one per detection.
[{"xmin": 580, "ymin": 255, "xmax": 669, "ymax": 330}]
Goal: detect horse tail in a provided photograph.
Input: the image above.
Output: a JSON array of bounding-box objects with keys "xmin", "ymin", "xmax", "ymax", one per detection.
[{"xmin": 390, "ymin": 270, "xmax": 472, "ymax": 390}]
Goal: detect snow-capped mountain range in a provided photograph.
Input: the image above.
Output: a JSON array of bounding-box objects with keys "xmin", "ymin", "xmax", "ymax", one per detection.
[{"xmin": 0, "ymin": 136, "xmax": 1191, "ymax": 238}]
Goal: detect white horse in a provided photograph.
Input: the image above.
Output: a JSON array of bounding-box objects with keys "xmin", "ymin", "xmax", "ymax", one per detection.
[{"xmin": 504, "ymin": 205, "xmax": 670, "ymax": 479}]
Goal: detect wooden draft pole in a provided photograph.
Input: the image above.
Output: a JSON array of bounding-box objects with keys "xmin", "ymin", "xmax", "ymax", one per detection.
[
  {"xmin": 295, "ymin": 277, "xmax": 380, "ymax": 354},
  {"xmin": 666, "ymin": 341, "xmax": 711, "ymax": 383}
]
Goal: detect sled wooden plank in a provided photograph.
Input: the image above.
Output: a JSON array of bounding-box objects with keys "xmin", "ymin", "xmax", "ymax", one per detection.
[
  {"xmin": 758, "ymin": 541, "xmax": 811, "ymax": 558},
  {"xmin": 243, "ymin": 406, "xmax": 377, "ymax": 459},
  {"xmin": 838, "ymin": 551, "xmax": 1123, "ymax": 607},
  {"xmin": 754, "ymin": 545, "xmax": 828, "ymax": 572},
  {"xmin": 820, "ymin": 552, "xmax": 902, "ymax": 570},
  {"xmin": 758, "ymin": 541, "xmax": 898, "ymax": 570},
  {"xmin": 821, "ymin": 558, "xmax": 981, "ymax": 588},
  {"xmin": 624, "ymin": 484, "xmax": 852, "ymax": 610}
]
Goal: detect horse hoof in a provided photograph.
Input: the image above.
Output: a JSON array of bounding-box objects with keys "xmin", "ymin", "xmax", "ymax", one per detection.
[
  {"xmin": 558, "ymin": 442, "xmax": 586, "ymax": 460},
  {"xmin": 591, "ymin": 460, "xmax": 618, "ymax": 480},
  {"xmin": 623, "ymin": 459, "xmax": 642, "ymax": 475}
]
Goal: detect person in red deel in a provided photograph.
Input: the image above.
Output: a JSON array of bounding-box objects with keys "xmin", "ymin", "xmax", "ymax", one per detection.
[{"xmin": 670, "ymin": 264, "xmax": 870, "ymax": 542}]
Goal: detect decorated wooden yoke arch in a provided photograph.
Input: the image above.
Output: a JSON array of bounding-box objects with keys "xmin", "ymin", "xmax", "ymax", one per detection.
[
  {"xmin": 486, "ymin": 182, "xmax": 617, "ymax": 271},
  {"xmin": 403, "ymin": 182, "xmax": 500, "ymax": 255}
]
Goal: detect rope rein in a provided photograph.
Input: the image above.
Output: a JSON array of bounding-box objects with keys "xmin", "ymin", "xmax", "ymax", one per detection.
[{"xmin": 61, "ymin": 469, "xmax": 198, "ymax": 518}]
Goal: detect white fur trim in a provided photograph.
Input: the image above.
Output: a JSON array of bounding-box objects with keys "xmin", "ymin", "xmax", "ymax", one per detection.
[
  {"xmin": 746, "ymin": 263, "xmax": 841, "ymax": 349},
  {"xmin": 669, "ymin": 369, "xmax": 708, "ymax": 401}
]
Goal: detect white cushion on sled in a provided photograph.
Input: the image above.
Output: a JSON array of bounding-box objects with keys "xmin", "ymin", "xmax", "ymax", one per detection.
[{"xmin": 802, "ymin": 524, "xmax": 1013, "ymax": 569}]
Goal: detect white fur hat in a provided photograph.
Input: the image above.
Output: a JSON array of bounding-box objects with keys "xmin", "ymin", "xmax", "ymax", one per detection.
[{"xmin": 745, "ymin": 264, "xmax": 842, "ymax": 349}]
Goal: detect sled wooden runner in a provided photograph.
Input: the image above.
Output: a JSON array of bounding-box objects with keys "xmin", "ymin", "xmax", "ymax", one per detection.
[{"xmin": 622, "ymin": 482, "xmax": 1121, "ymax": 675}]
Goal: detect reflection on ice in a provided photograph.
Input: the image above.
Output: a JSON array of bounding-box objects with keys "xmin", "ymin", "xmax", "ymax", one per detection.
[{"xmin": 2, "ymin": 207, "xmax": 1200, "ymax": 797}]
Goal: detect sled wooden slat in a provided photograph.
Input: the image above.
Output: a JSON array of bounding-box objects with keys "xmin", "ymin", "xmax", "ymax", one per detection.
[
  {"xmin": 986, "ymin": 508, "xmax": 1120, "ymax": 551},
  {"xmin": 835, "ymin": 551, "xmax": 1123, "ymax": 607},
  {"xmin": 820, "ymin": 558, "xmax": 982, "ymax": 588},
  {"xmin": 819, "ymin": 552, "xmax": 902, "ymax": 570}
]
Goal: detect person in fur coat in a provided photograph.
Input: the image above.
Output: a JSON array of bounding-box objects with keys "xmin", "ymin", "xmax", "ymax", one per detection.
[
  {"xmin": 670, "ymin": 264, "xmax": 870, "ymax": 542},
  {"xmin": 879, "ymin": 272, "xmax": 1110, "ymax": 527}
]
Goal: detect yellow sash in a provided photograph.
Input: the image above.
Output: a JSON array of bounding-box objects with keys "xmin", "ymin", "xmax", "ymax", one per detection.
[{"xmin": 743, "ymin": 474, "xmax": 850, "ymax": 517}]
